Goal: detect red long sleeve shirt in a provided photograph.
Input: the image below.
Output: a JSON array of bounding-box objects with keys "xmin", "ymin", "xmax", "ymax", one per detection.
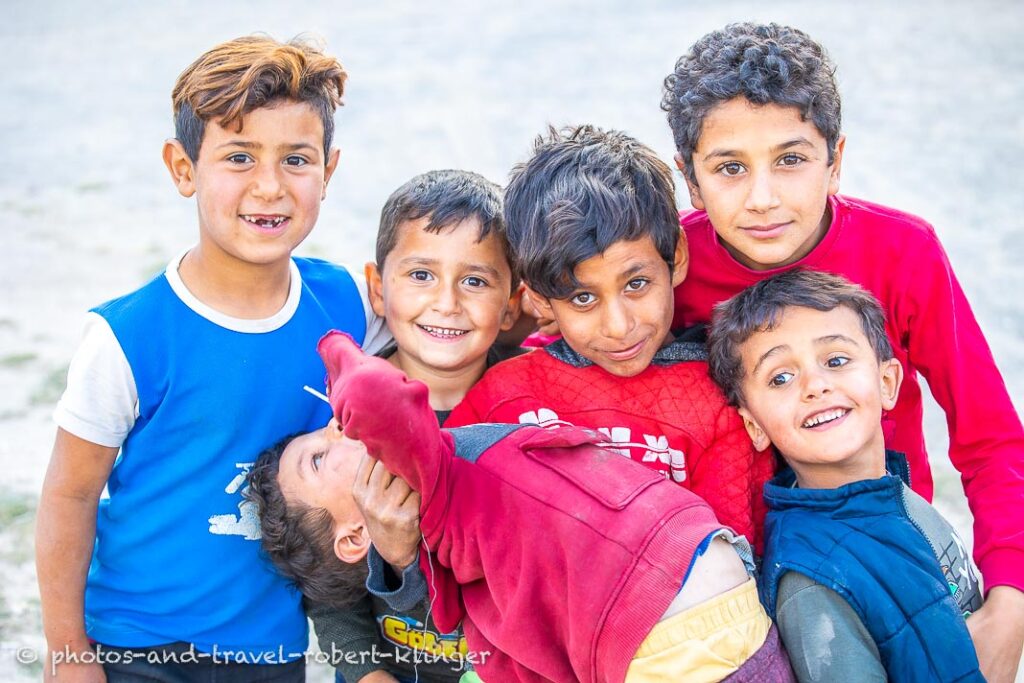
[{"xmin": 674, "ymin": 194, "xmax": 1024, "ymax": 591}]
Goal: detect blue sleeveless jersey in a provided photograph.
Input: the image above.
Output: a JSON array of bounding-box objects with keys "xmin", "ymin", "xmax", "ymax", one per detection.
[{"xmin": 85, "ymin": 258, "xmax": 365, "ymax": 659}]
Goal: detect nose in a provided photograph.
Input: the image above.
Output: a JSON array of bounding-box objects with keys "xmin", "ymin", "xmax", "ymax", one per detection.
[
  {"xmin": 801, "ymin": 366, "xmax": 833, "ymax": 400},
  {"xmin": 325, "ymin": 418, "xmax": 343, "ymax": 442},
  {"xmin": 600, "ymin": 298, "xmax": 635, "ymax": 340},
  {"xmin": 250, "ymin": 162, "xmax": 285, "ymax": 201},
  {"xmin": 744, "ymin": 168, "xmax": 780, "ymax": 214},
  {"xmin": 432, "ymin": 282, "xmax": 462, "ymax": 315}
]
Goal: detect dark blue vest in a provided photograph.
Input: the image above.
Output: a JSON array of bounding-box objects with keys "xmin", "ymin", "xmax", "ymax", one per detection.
[{"xmin": 759, "ymin": 456, "xmax": 983, "ymax": 682}]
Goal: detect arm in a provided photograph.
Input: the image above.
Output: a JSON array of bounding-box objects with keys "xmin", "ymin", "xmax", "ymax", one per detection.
[
  {"xmin": 319, "ymin": 331, "xmax": 448, "ymax": 496},
  {"xmin": 36, "ymin": 429, "xmax": 117, "ymax": 683},
  {"xmin": 966, "ymin": 586, "xmax": 1024, "ymax": 683},
  {"xmin": 306, "ymin": 597, "xmax": 398, "ymax": 683},
  {"xmin": 774, "ymin": 572, "xmax": 886, "ymax": 683},
  {"xmin": 903, "ymin": 233, "xmax": 1024, "ymax": 589}
]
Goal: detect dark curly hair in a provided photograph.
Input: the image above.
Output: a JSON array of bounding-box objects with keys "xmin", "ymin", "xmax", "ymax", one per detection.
[
  {"xmin": 504, "ymin": 124, "xmax": 678, "ymax": 300},
  {"xmin": 707, "ymin": 269, "xmax": 893, "ymax": 407},
  {"xmin": 662, "ymin": 22, "xmax": 842, "ymax": 184},
  {"xmin": 246, "ymin": 433, "xmax": 368, "ymax": 611}
]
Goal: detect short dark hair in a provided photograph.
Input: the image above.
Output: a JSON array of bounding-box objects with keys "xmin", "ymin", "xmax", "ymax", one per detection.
[
  {"xmin": 246, "ymin": 434, "xmax": 368, "ymax": 611},
  {"xmin": 375, "ymin": 170, "xmax": 517, "ymax": 289},
  {"xmin": 172, "ymin": 35, "xmax": 347, "ymax": 162},
  {"xmin": 707, "ymin": 269, "xmax": 893, "ymax": 407},
  {"xmin": 504, "ymin": 125, "xmax": 678, "ymax": 299},
  {"xmin": 662, "ymin": 22, "xmax": 842, "ymax": 184}
]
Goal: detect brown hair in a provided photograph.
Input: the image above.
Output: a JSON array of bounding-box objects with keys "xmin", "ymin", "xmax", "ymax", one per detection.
[
  {"xmin": 246, "ymin": 434, "xmax": 368, "ymax": 611},
  {"xmin": 707, "ymin": 269, "xmax": 893, "ymax": 407},
  {"xmin": 171, "ymin": 35, "xmax": 347, "ymax": 161}
]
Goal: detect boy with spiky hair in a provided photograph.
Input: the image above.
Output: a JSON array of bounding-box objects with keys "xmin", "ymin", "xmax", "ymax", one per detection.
[
  {"xmin": 37, "ymin": 35, "xmax": 387, "ymax": 680},
  {"xmin": 662, "ymin": 22, "xmax": 1024, "ymax": 680},
  {"xmin": 707, "ymin": 270, "xmax": 983, "ymax": 682},
  {"xmin": 447, "ymin": 125, "xmax": 774, "ymax": 551}
]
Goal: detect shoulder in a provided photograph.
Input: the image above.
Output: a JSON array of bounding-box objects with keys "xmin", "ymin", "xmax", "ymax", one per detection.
[
  {"xmin": 91, "ymin": 271, "xmax": 172, "ymax": 323},
  {"xmin": 293, "ymin": 257, "xmax": 359, "ymax": 291},
  {"xmin": 836, "ymin": 195, "xmax": 943, "ymax": 249}
]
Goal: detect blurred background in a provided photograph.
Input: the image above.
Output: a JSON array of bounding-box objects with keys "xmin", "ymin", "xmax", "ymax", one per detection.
[{"xmin": 2, "ymin": 0, "xmax": 1021, "ymax": 679}]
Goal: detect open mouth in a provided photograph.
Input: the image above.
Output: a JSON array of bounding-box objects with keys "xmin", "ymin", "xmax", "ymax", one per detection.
[
  {"xmin": 241, "ymin": 214, "xmax": 289, "ymax": 230},
  {"xmin": 418, "ymin": 324, "xmax": 469, "ymax": 339},
  {"xmin": 802, "ymin": 408, "xmax": 849, "ymax": 429}
]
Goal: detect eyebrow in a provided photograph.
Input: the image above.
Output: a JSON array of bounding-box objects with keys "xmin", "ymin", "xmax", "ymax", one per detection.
[
  {"xmin": 397, "ymin": 256, "xmax": 503, "ymax": 278},
  {"xmin": 751, "ymin": 333, "xmax": 862, "ymax": 375},
  {"xmin": 702, "ymin": 137, "xmax": 816, "ymax": 162},
  {"xmin": 573, "ymin": 261, "xmax": 654, "ymax": 290},
  {"xmin": 214, "ymin": 141, "xmax": 320, "ymax": 154}
]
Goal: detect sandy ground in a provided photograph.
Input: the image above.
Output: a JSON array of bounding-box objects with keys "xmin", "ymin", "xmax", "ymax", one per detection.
[{"xmin": 1, "ymin": 0, "xmax": 1021, "ymax": 680}]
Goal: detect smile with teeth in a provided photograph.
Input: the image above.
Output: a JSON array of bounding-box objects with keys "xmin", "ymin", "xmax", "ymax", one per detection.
[
  {"xmin": 242, "ymin": 214, "xmax": 289, "ymax": 229},
  {"xmin": 802, "ymin": 408, "xmax": 849, "ymax": 428},
  {"xmin": 418, "ymin": 324, "xmax": 469, "ymax": 339}
]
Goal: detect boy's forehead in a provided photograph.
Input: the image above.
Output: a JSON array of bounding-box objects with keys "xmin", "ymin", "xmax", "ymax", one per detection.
[
  {"xmin": 741, "ymin": 305, "xmax": 866, "ymax": 358},
  {"xmin": 393, "ymin": 216, "xmax": 510, "ymax": 270},
  {"xmin": 696, "ymin": 97, "xmax": 826, "ymax": 153},
  {"xmin": 202, "ymin": 100, "xmax": 326, "ymax": 150}
]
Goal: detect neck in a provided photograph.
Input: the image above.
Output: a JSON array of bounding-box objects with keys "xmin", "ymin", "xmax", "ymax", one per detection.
[
  {"xmin": 388, "ymin": 352, "xmax": 488, "ymax": 411},
  {"xmin": 177, "ymin": 244, "xmax": 292, "ymax": 319},
  {"xmin": 791, "ymin": 442, "xmax": 887, "ymax": 490}
]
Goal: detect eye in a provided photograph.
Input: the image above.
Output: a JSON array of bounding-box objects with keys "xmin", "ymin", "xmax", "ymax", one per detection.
[
  {"xmin": 227, "ymin": 153, "xmax": 253, "ymax": 164},
  {"xmin": 625, "ymin": 278, "xmax": 649, "ymax": 293},
  {"xmin": 769, "ymin": 371, "xmax": 794, "ymax": 387},
  {"xmin": 283, "ymin": 155, "xmax": 310, "ymax": 167},
  {"xmin": 462, "ymin": 275, "xmax": 488, "ymax": 288},
  {"xmin": 570, "ymin": 291, "xmax": 595, "ymax": 307},
  {"xmin": 778, "ymin": 153, "xmax": 805, "ymax": 167},
  {"xmin": 717, "ymin": 161, "xmax": 745, "ymax": 177},
  {"xmin": 311, "ymin": 452, "xmax": 324, "ymax": 472},
  {"xmin": 410, "ymin": 270, "xmax": 434, "ymax": 282},
  {"xmin": 826, "ymin": 355, "xmax": 850, "ymax": 368}
]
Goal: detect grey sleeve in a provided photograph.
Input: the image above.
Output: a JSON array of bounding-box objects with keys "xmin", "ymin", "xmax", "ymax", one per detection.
[
  {"xmin": 306, "ymin": 596, "xmax": 387, "ymax": 682},
  {"xmin": 775, "ymin": 572, "xmax": 887, "ymax": 683},
  {"xmin": 365, "ymin": 545, "xmax": 428, "ymax": 612}
]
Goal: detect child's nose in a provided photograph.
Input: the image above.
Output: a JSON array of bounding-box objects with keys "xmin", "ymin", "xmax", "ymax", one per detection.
[
  {"xmin": 325, "ymin": 418, "xmax": 344, "ymax": 441},
  {"xmin": 250, "ymin": 163, "xmax": 285, "ymax": 201},
  {"xmin": 601, "ymin": 299, "xmax": 634, "ymax": 339},
  {"xmin": 432, "ymin": 283, "xmax": 462, "ymax": 314},
  {"xmin": 744, "ymin": 169, "xmax": 781, "ymax": 213},
  {"xmin": 801, "ymin": 367, "xmax": 833, "ymax": 399}
]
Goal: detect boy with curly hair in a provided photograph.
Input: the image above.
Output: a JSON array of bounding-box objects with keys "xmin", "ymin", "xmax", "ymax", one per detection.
[{"xmin": 662, "ymin": 23, "xmax": 1024, "ymax": 680}]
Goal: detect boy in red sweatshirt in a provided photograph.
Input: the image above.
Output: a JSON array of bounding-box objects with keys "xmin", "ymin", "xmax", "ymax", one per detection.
[
  {"xmin": 446, "ymin": 125, "xmax": 774, "ymax": 551},
  {"xmin": 248, "ymin": 331, "xmax": 794, "ymax": 682},
  {"xmin": 661, "ymin": 22, "xmax": 1024, "ymax": 680}
]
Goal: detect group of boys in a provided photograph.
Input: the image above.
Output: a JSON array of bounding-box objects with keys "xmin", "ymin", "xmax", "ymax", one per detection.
[{"xmin": 39, "ymin": 21, "xmax": 1023, "ymax": 683}]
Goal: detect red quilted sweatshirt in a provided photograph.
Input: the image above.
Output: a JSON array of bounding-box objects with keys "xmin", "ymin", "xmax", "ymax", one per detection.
[
  {"xmin": 446, "ymin": 332, "xmax": 773, "ymax": 551},
  {"xmin": 318, "ymin": 331, "xmax": 725, "ymax": 683}
]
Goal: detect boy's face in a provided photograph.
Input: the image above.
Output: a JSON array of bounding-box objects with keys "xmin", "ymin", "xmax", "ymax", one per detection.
[
  {"xmin": 682, "ymin": 97, "xmax": 844, "ymax": 271},
  {"xmin": 527, "ymin": 235, "xmax": 687, "ymax": 378},
  {"xmin": 277, "ymin": 420, "xmax": 366, "ymax": 540},
  {"xmin": 163, "ymin": 100, "xmax": 340, "ymax": 269},
  {"xmin": 736, "ymin": 305, "xmax": 902, "ymax": 488},
  {"xmin": 367, "ymin": 217, "xmax": 520, "ymax": 377}
]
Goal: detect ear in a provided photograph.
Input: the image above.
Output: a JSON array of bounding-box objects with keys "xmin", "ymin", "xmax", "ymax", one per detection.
[
  {"xmin": 333, "ymin": 520, "xmax": 371, "ymax": 564},
  {"xmin": 827, "ymin": 135, "xmax": 846, "ymax": 196},
  {"xmin": 878, "ymin": 357, "xmax": 903, "ymax": 411},
  {"xmin": 675, "ymin": 152, "xmax": 705, "ymax": 211},
  {"xmin": 522, "ymin": 284, "xmax": 554, "ymax": 321},
  {"xmin": 163, "ymin": 139, "xmax": 196, "ymax": 198},
  {"xmin": 322, "ymin": 146, "xmax": 341, "ymax": 200},
  {"xmin": 499, "ymin": 283, "xmax": 524, "ymax": 332},
  {"xmin": 670, "ymin": 228, "xmax": 690, "ymax": 287},
  {"xmin": 738, "ymin": 406, "xmax": 772, "ymax": 452},
  {"xmin": 365, "ymin": 262, "xmax": 386, "ymax": 318}
]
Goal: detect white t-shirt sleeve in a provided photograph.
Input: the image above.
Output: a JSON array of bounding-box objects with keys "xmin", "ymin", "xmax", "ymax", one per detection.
[
  {"xmin": 53, "ymin": 312, "xmax": 139, "ymax": 448},
  {"xmin": 349, "ymin": 265, "xmax": 392, "ymax": 356}
]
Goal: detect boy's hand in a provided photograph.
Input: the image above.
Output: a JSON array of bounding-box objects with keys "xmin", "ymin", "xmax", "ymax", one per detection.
[
  {"xmin": 967, "ymin": 585, "xmax": 1024, "ymax": 682},
  {"xmin": 353, "ymin": 453, "xmax": 421, "ymax": 571}
]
